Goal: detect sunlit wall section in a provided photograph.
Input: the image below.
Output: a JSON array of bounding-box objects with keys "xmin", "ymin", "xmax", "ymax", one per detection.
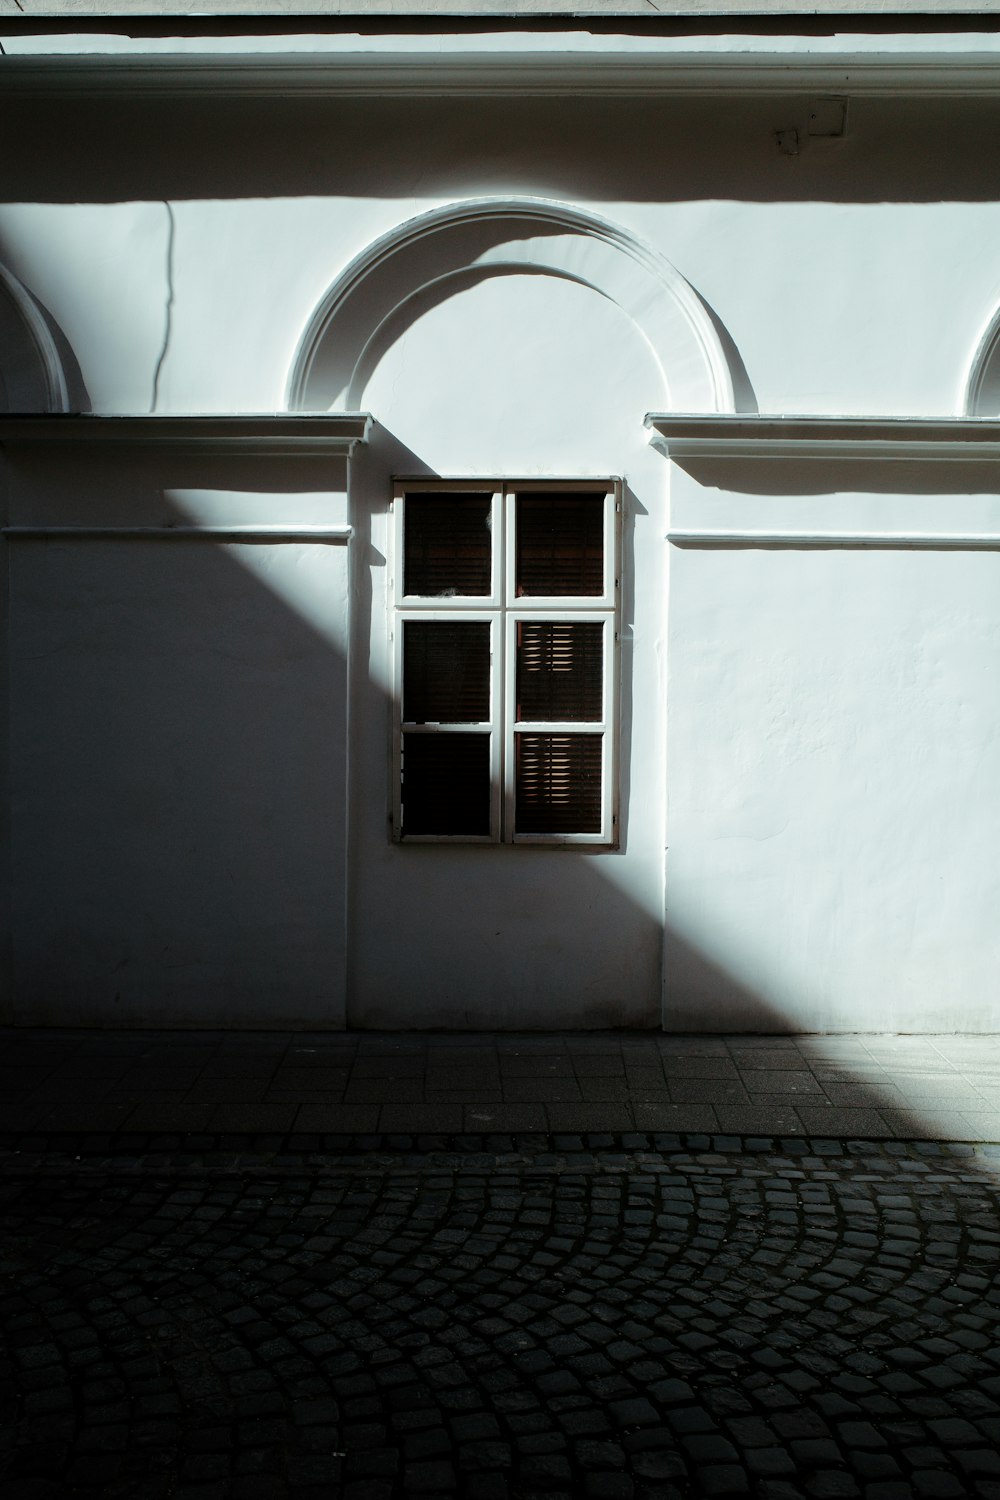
[{"xmin": 663, "ymin": 451, "xmax": 1000, "ymax": 1032}]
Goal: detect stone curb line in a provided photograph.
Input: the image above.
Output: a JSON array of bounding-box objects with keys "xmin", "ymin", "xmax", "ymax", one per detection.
[{"xmin": 2, "ymin": 1130, "xmax": 1000, "ymax": 1175}]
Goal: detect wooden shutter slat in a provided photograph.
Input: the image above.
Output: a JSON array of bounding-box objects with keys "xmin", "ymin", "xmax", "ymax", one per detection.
[
  {"xmin": 515, "ymin": 492, "xmax": 604, "ymax": 597},
  {"xmin": 516, "ymin": 620, "xmax": 602, "ymax": 722},
  {"xmin": 404, "ymin": 621, "xmax": 490, "ymax": 723},
  {"xmin": 515, "ymin": 734, "xmax": 602, "ymax": 834},
  {"xmin": 404, "ymin": 492, "xmax": 492, "ymax": 597}
]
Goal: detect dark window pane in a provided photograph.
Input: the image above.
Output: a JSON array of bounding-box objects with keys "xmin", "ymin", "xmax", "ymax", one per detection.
[
  {"xmin": 404, "ymin": 492, "xmax": 492, "ymax": 597},
  {"xmin": 516, "ymin": 492, "xmax": 604, "ymax": 597},
  {"xmin": 516, "ymin": 621, "xmax": 602, "ymax": 722},
  {"xmin": 402, "ymin": 733, "xmax": 491, "ymax": 836},
  {"xmin": 404, "ymin": 621, "xmax": 490, "ymax": 723},
  {"xmin": 515, "ymin": 733, "xmax": 602, "ymax": 834}
]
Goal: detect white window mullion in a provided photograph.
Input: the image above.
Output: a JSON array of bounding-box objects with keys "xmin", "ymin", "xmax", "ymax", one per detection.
[
  {"xmin": 603, "ymin": 609, "xmax": 616, "ymax": 845},
  {"xmin": 391, "ymin": 610, "xmax": 404, "ymax": 840},
  {"xmin": 489, "ymin": 612, "xmax": 503, "ymax": 842},
  {"xmin": 391, "ymin": 490, "xmax": 405, "ymax": 608},
  {"xmin": 503, "ymin": 481, "xmax": 517, "ymax": 613},
  {"xmin": 503, "ymin": 609, "xmax": 517, "ymax": 842}
]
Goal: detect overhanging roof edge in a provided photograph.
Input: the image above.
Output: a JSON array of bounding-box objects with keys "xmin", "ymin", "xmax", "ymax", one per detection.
[{"xmin": 6, "ymin": 47, "xmax": 1000, "ymax": 94}]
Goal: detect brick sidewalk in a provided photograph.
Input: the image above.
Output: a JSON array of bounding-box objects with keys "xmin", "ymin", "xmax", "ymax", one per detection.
[{"xmin": 3, "ymin": 1030, "xmax": 1000, "ymax": 1141}]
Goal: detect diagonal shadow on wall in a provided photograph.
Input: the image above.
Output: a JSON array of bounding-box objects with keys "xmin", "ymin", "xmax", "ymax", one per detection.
[{"xmin": 5, "ymin": 433, "xmax": 1000, "ymax": 1145}]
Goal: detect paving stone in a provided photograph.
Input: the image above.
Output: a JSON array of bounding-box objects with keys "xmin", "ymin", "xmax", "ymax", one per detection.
[
  {"xmin": 30, "ymin": 1105, "xmax": 135, "ymax": 1131},
  {"xmin": 795, "ymin": 1109, "xmax": 894, "ymax": 1137},
  {"xmin": 501, "ymin": 1080, "xmax": 584, "ymax": 1103},
  {"xmin": 731, "ymin": 1049, "xmax": 807, "ymax": 1071},
  {"xmin": 583, "ymin": 1474, "xmax": 635, "ymax": 1498},
  {"xmin": 207, "ymin": 1105, "xmax": 296, "ymax": 1132},
  {"xmin": 913, "ymin": 1473, "xmax": 967, "ymax": 1499},
  {"xmin": 463, "ymin": 1476, "xmax": 511, "ymax": 1500},
  {"xmin": 715, "ymin": 1107, "xmax": 807, "ymax": 1135},
  {"xmin": 880, "ymin": 1112, "xmax": 974, "ymax": 1141},
  {"xmin": 744, "ymin": 1071, "xmax": 828, "ymax": 1095},
  {"xmin": 632, "ymin": 1104, "xmax": 719, "ymax": 1132},
  {"xmin": 668, "ymin": 1079, "xmax": 751, "ymax": 1105},
  {"xmin": 746, "ymin": 1447, "xmax": 798, "ymax": 1476},
  {"xmin": 186, "ymin": 1078, "xmax": 273, "ymax": 1102},
  {"xmin": 660, "ymin": 1054, "xmax": 740, "ymax": 1079},
  {"xmin": 379, "ymin": 1105, "xmax": 464, "ymax": 1132},
  {"xmin": 125, "ymin": 1104, "xmax": 216, "ymax": 1132},
  {"xmin": 546, "ymin": 1105, "xmax": 635, "ymax": 1132},
  {"xmin": 698, "ymin": 1463, "xmax": 751, "ymax": 1495},
  {"xmin": 291, "ymin": 1105, "xmax": 381, "ymax": 1132}
]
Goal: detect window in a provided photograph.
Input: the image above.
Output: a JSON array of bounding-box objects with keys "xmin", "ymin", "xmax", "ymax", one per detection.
[{"xmin": 392, "ymin": 480, "xmax": 619, "ymax": 844}]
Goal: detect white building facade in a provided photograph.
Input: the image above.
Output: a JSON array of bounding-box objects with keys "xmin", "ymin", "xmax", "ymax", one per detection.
[{"xmin": 3, "ymin": 13, "xmax": 1000, "ymax": 1032}]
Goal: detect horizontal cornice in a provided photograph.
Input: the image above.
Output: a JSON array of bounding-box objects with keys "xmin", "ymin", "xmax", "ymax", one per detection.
[
  {"xmin": 0, "ymin": 414, "xmax": 373, "ymax": 455},
  {"xmin": 2, "ymin": 524, "xmax": 353, "ymax": 541},
  {"xmin": 645, "ymin": 415, "xmax": 1000, "ymax": 460},
  {"xmin": 4, "ymin": 3, "xmax": 999, "ymax": 14},
  {"xmin": 6, "ymin": 49, "xmax": 1000, "ymax": 97},
  {"xmin": 668, "ymin": 528, "xmax": 1000, "ymax": 549}
]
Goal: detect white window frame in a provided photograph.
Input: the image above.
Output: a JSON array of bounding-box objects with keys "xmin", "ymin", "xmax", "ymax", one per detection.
[
  {"xmin": 391, "ymin": 478, "xmax": 620, "ymax": 846},
  {"xmin": 392, "ymin": 610, "xmax": 501, "ymax": 844}
]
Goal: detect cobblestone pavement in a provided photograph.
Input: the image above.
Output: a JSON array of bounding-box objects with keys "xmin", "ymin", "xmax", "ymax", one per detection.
[{"xmin": 3, "ymin": 1139, "xmax": 1000, "ymax": 1499}]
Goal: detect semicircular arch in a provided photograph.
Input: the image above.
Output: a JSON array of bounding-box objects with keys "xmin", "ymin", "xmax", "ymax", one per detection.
[
  {"xmin": 0, "ymin": 263, "xmax": 71, "ymax": 414},
  {"xmin": 287, "ymin": 198, "xmax": 744, "ymax": 415},
  {"xmin": 965, "ymin": 302, "xmax": 1000, "ymax": 415}
]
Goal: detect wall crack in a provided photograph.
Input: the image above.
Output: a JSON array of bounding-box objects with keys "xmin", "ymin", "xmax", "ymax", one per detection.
[{"xmin": 150, "ymin": 202, "xmax": 175, "ymax": 413}]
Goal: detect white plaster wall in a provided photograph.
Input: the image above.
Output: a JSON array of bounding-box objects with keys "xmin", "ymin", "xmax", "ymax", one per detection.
[
  {"xmin": 4, "ymin": 91, "xmax": 1000, "ymax": 419},
  {"xmin": 4, "ymin": 53, "xmax": 1000, "ymax": 1028},
  {"xmin": 0, "ymin": 203, "xmax": 171, "ymax": 413},
  {"xmin": 665, "ymin": 461, "xmax": 1000, "ymax": 1031},
  {"xmin": 665, "ymin": 529, "xmax": 1000, "ymax": 1033},
  {"xmin": 5, "ymin": 453, "xmax": 352, "ymax": 1027}
]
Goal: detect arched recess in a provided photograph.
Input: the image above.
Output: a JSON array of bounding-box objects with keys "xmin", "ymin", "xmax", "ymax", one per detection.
[
  {"xmin": 966, "ymin": 304, "xmax": 1000, "ymax": 415},
  {"xmin": 0, "ymin": 263, "xmax": 71, "ymax": 413},
  {"xmin": 287, "ymin": 198, "xmax": 746, "ymax": 414}
]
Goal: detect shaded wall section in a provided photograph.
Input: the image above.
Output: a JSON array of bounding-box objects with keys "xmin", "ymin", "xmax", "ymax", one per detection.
[{"xmin": 4, "ymin": 447, "xmax": 351, "ymax": 1027}]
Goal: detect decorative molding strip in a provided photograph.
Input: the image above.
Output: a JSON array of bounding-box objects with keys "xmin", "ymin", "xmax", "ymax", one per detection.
[
  {"xmin": 646, "ymin": 414, "xmax": 1000, "ymax": 460},
  {"xmin": 6, "ymin": 52, "xmax": 1000, "ymax": 99},
  {"xmin": 0, "ymin": 414, "xmax": 372, "ymax": 455},
  {"xmin": 668, "ymin": 529, "xmax": 1000, "ymax": 550},
  {"xmin": 2, "ymin": 524, "xmax": 353, "ymax": 542}
]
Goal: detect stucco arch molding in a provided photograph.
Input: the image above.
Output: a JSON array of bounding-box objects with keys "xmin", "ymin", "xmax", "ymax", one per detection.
[
  {"xmin": 287, "ymin": 200, "xmax": 737, "ymax": 415},
  {"xmin": 0, "ymin": 263, "xmax": 70, "ymax": 414},
  {"xmin": 966, "ymin": 304, "xmax": 1000, "ymax": 417}
]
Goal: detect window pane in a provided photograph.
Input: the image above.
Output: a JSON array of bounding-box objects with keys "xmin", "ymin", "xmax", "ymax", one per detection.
[
  {"xmin": 402, "ymin": 732, "xmax": 491, "ymax": 836},
  {"xmin": 515, "ymin": 733, "xmax": 602, "ymax": 834},
  {"xmin": 404, "ymin": 492, "xmax": 492, "ymax": 597},
  {"xmin": 516, "ymin": 621, "xmax": 602, "ymax": 723},
  {"xmin": 404, "ymin": 621, "xmax": 490, "ymax": 723},
  {"xmin": 515, "ymin": 492, "xmax": 604, "ymax": 597}
]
